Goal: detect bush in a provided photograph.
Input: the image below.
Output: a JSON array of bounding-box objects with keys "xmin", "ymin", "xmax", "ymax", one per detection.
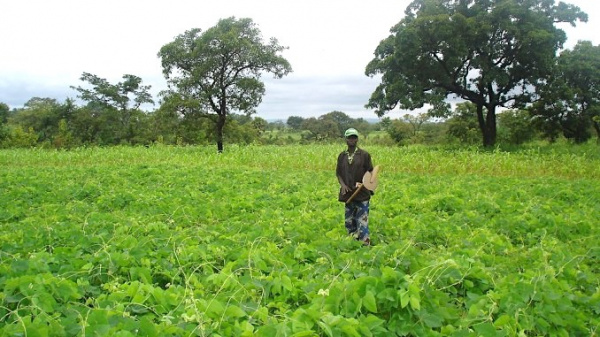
[{"xmin": 1, "ymin": 126, "xmax": 39, "ymax": 148}]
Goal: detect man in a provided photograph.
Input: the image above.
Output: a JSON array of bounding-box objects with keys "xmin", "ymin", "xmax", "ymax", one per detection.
[{"xmin": 336, "ymin": 128, "xmax": 374, "ymax": 246}]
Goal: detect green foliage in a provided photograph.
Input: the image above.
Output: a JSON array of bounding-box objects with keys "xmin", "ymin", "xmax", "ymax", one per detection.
[
  {"xmin": 384, "ymin": 119, "xmax": 412, "ymax": 145},
  {"xmin": 72, "ymin": 72, "xmax": 154, "ymax": 112},
  {"xmin": 301, "ymin": 117, "xmax": 339, "ymax": 141},
  {"xmin": 4, "ymin": 94, "xmax": 154, "ymax": 147},
  {"xmin": 297, "ymin": 112, "xmax": 375, "ymax": 142},
  {"xmin": 252, "ymin": 116, "xmax": 268, "ymax": 135},
  {"xmin": 224, "ymin": 115, "xmax": 264, "ymax": 145},
  {"xmin": 445, "ymin": 103, "xmax": 481, "ymax": 145},
  {"xmin": 1, "ymin": 145, "xmax": 598, "ymax": 336},
  {"xmin": 531, "ymin": 40, "xmax": 600, "ymax": 143},
  {"xmin": 0, "ymin": 102, "xmax": 9, "ymax": 124},
  {"xmin": 0, "ymin": 102, "xmax": 8, "ymax": 143},
  {"xmin": 287, "ymin": 116, "xmax": 305, "ymax": 131},
  {"xmin": 158, "ymin": 17, "xmax": 292, "ymax": 152},
  {"xmin": 10, "ymin": 97, "xmax": 63, "ymax": 144},
  {"xmin": 497, "ymin": 109, "xmax": 536, "ymax": 145},
  {"xmin": 402, "ymin": 113, "xmax": 429, "ymax": 137},
  {"xmin": 1, "ymin": 126, "xmax": 38, "ymax": 148},
  {"xmin": 383, "ymin": 114, "xmax": 436, "ymax": 146},
  {"xmin": 366, "ymin": 0, "xmax": 588, "ymax": 147},
  {"xmin": 320, "ymin": 111, "xmax": 355, "ymax": 137},
  {"xmin": 52, "ymin": 119, "xmax": 76, "ymax": 149},
  {"xmin": 71, "ymin": 73, "xmax": 154, "ymax": 144}
]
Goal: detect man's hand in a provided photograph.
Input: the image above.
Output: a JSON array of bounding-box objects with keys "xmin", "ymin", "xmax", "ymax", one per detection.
[{"xmin": 340, "ymin": 184, "xmax": 351, "ymax": 195}]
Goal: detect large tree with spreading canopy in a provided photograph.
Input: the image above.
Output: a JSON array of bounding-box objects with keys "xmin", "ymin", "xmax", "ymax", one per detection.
[
  {"xmin": 158, "ymin": 17, "xmax": 292, "ymax": 152},
  {"xmin": 531, "ymin": 41, "xmax": 600, "ymax": 143},
  {"xmin": 365, "ymin": 0, "xmax": 587, "ymax": 147}
]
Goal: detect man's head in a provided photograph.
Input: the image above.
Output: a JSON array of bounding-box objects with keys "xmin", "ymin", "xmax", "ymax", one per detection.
[
  {"xmin": 345, "ymin": 128, "xmax": 359, "ymax": 148},
  {"xmin": 344, "ymin": 128, "xmax": 359, "ymax": 138}
]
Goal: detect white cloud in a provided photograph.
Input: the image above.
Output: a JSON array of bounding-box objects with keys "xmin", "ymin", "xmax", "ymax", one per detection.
[{"xmin": 1, "ymin": 0, "xmax": 598, "ymax": 120}]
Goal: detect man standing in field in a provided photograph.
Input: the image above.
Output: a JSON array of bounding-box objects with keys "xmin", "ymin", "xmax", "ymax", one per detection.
[{"xmin": 336, "ymin": 128, "xmax": 374, "ymax": 246}]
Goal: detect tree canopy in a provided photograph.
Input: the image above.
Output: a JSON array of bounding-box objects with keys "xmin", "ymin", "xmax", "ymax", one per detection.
[
  {"xmin": 0, "ymin": 102, "xmax": 9, "ymax": 142},
  {"xmin": 72, "ymin": 72, "xmax": 154, "ymax": 112},
  {"xmin": 531, "ymin": 40, "xmax": 600, "ymax": 143},
  {"xmin": 71, "ymin": 72, "xmax": 154, "ymax": 144},
  {"xmin": 0, "ymin": 102, "xmax": 9, "ymax": 125},
  {"xmin": 365, "ymin": 0, "xmax": 587, "ymax": 147},
  {"xmin": 158, "ymin": 17, "xmax": 292, "ymax": 152}
]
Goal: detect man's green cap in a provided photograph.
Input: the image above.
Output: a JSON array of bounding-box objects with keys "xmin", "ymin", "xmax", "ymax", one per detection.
[{"xmin": 345, "ymin": 128, "xmax": 359, "ymax": 138}]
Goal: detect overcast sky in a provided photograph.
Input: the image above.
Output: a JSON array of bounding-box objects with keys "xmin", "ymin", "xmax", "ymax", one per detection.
[{"xmin": 1, "ymin": 0, "xmax": 598, "ymax": 120}]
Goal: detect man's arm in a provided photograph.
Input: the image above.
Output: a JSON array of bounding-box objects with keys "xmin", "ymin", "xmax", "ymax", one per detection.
[{"xmin": 337, "ymin": 174, "xmax": 351, "ymax": 195}]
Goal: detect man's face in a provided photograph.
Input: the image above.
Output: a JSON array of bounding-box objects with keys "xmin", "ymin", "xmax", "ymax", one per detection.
[{"xmin": 345, "ymin": 135, "xmax": 358, "ymax": 146}]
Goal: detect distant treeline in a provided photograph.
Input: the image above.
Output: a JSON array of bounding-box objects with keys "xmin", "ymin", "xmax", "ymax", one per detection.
[{"xmin": 0, "ymin": 98, "xmax": 597, "ymax": 149}]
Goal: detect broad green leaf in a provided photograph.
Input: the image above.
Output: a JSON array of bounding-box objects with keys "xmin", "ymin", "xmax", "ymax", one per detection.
[
  {"xmin": 400, "ymin": 290, "xmax": 410, "ymax": 308},
  {"xmin": 130, "ymin": 267, "xmax": 152, "ymax": 284},
  {"xmin": 33, "ymin": 292, "xmax": 57, "ymax": 312},
  {"xmin": 317, "ymin": 321, "xmax": 333, "ymax": 337},
  {"xmin": 205, "ymin": 300, "xmax": 225, "ymax": 318},
  {"xmin": 361, "ymin": 315, "xmax": 385, "ymax": 330},
  {"xmin": 54, "ymin": 279, "xmax": 82, "ymax": 301},
  {"xmin": 473, "ymin": 322, "xmax": 497, "ymax": 337},
  {"xmin": 281, "ymin": 275, "xmax": 293, "ymax": 291},
  {"xmin": 493, "ymin": 314, "xmax": 512, "ymax": 328},
  {"xmin": 341, "ymin": 324, "xmax": 362, "ymax": 337},
  {"xmin": 409, "ymin": 295, "xmax": 421, "ymax": 311},
  {"xmin": 408, "ymin": 284, "xmax": 420, "ymax": 296},
  {"xmin": 138, "ymin": 317, "xmax": 158, "ymax": 337},
  {"xmin": 420, "ymin": 311, "xmax": 443, "ymax": 328},
  {"xmin": 239, "ymin": 320, "xmax": 254, "ymax": 335},
  {"xmin": 291, "ymin": 331, "xmax": 318, "ymax": 337},
  {"xmin": 225, "ymin": 305, "xmax": 246, "ymax": 318},
  {"xmin": 363, "ymin": 291, "xmax": 378, "ymax": 313}
]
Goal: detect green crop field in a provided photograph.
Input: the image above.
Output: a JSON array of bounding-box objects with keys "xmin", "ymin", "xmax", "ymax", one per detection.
[{"xmin": 1, "ymin": 144, "xmax": 599, "ymax": 336}]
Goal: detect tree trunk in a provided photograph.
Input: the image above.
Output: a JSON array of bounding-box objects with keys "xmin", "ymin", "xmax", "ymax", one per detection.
[
  {"xmin": 216, "ymin": 112, "xmax": 226, "ymax": 153},
  {"xmin": 593, "ymin": 120, "xmax": 600, "ymax": 143},
  {"xmin": 476, "ymin": 104, "xmax": 497, "ymax": 147}
]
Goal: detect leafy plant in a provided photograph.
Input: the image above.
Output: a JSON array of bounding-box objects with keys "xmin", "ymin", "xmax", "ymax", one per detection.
[{"xmin": 1, "ymin": 145, "xmax": 598, "ymax": 335}]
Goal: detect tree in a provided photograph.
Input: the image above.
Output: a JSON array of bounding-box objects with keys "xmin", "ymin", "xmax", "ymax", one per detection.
[
  {"xmin": 385, "ymin": 119, "xmax": 413, "ymax": 145},
  {"xmin": 286, "ymin": 116, "xmax": 305, "ymax": 130},
  {"xmin": 146, "ymin": 107, "xmax": 182, "ymax": 144},
  {"xmin": 301, "ymin": 117, "xmax": 339, "ymax": 141},
  {"xmin": 222, "ymin": 115, "xmax": 262, "ymax": 144},
  {"xmin": 70, "ymin": 104, "xmax": 108, "ymax": 145},
  {"xmin": 445, "ymin": 102, "xmax": 481, "ymax": 145},
  {"xmin": 252, "ymin": 116, "xmax": 268, "ymax": 135},
  {"xmin": 158, "ymin": 17, "xmax": 292, "ymax": 152},
  {"xmin": 0, "ymin": 102, "xmax": 9, "ymax": 142},
  {"xmin": 320, "ymin": 111, "xmax": 354, "ymax": 137},
  {"xmin": 53, "ymin": 119, "xmax": 76, "ymax": 148},
  {"xmin": 365, "ymin": 0, "xmax": 587, "ymax": 147},
  {"xmin": 10, "ymin": 97, "xmax": 63, "ymax": 144},
  {"xmin": 379, "ymin": 117, "xmax": 392, "ymax": 130},
  {"xmin": 267, "ymin": 120, "xmax": 286, "ymax": 132},
  {"xmin": 72, "ymin": 72, "xmax": 154, "ymax": 112},
  {"xmin": 2, "ymin": 126, "xmax": 38, "ymax": 148},
  {"xmin": 403, "ymin": 113, "xmax": 430, "ymax": 137},
  {"xmin": 531, "ymin": 41, "xmax": 600, "ymax": 143},
  {"xmin": 352, "ymin": 118, "xmax": 373, "ymax": 139},
  {"xmin": 72, "ymin": 72, "xmax": 153, "ymax": 143},
  {"xmin": 497, "ymin": 109, "xmax": 535, "ymax": 145},
  {"xmin": 0, "ymin": 102, "xmax": 8, "ymax": 124}
]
